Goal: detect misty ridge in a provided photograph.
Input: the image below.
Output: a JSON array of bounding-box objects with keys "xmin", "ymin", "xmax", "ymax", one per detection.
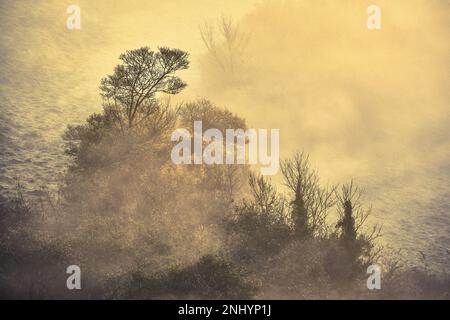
[{"xmin": 0, "ymin": 44, "xmax": 449, "ymax": 299}]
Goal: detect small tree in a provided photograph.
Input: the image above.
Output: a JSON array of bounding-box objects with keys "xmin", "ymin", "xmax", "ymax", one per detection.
[
  {"xmin": 179, "ymin": 99, "xmax": 248, "ymax": 203},
  {"xmin": 200, "ymin": 16, "xmax": 249, "ymax": 83},
  {"xmin": 336, "ymin": 182, "xmax": 358, "ymax": 244},
  {"xmin": 100, "ymin": 47, "xmax": 189, "ymax": 129},
  {"xmin": 225, "ymin": 173, "xmax": 290, "ymax": 262},
  {"xmin": 335, "ymin": 181, "xmax": 382, "ymax": 268},
  {"xmin": 281, "ymin": 152, "xmax": 335, "ymax": 239}
]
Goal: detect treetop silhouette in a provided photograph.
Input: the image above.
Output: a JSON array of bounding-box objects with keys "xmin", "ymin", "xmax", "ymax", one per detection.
[{"xmin": 100, "ymin": 47, "xmax": 189, "ymax": 129}]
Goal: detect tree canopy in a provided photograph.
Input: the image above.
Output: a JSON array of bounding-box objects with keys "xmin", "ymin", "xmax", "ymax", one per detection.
[{"xmin": 99, "ymin": 47, "xmax": 189, "ymax": 129}]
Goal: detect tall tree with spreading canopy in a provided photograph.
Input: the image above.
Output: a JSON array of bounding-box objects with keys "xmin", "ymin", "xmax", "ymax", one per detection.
[{"xmin": 100, "ymin": 47, "xmax": 189, "ymax": 129}]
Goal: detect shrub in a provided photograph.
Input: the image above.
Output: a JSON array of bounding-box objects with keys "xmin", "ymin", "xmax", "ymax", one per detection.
[{"xmin": 109, "ymin": 255, "xmax": 258, "ymax": 299}]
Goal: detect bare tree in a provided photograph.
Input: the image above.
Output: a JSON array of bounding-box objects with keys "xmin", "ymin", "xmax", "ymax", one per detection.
[
  {"xmin": 247, "ymin": 173, "xmax": 287, "ymax": 219},
  {"xmin": 281, "ymin": 152, "xmax": 335, "ymax": 238},
  {"xmin": 200, "ymin": 16, "xmax": 249, "ymax": 75},
  {"xmin": 100, "ymin": 47, "xmax": 189, "ymax": 129}
]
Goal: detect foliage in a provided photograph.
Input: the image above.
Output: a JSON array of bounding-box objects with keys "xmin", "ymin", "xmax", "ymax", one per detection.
[
  {"xmin": 100, "ymin": 47, "xmax": 188, "ymax": 129},
  {"xmin": 110, "ymin": 255, "xmax": 258, "ymax": 299},
  {"xmin": 1, "ymin": 47, "xmax": 448, "ymax": 299}
]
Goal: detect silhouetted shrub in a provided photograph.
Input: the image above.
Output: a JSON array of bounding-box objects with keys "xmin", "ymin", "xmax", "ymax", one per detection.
[
  {"xmin": 110, "ymin": 255, "xmax": 258, "ymax": 299},
  {"xmin": 224, "ymin": 174, "xmax": 291, "ymax": 263}
]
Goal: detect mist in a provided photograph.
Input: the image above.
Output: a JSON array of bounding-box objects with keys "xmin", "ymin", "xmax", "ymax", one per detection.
[
  {"xmin": 0, "ymin": 0, "xmax": 449, "ymax": 299},
  {"xmin": 194, "ymin": 0, "xmax": 450, "ymax": 270}
]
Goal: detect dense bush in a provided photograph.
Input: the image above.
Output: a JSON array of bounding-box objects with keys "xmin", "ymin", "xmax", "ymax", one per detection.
[{"xmin": 109, "ymin": 255, "xmax": 258, "ymax": 299}]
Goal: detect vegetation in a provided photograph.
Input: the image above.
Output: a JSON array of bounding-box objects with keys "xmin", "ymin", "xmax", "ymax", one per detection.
[{"xmin": 1, "ymin": 47, "xmax": 449, "ymax": 299}]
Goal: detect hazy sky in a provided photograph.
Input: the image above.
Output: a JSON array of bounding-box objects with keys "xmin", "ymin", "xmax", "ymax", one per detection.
[{"xmin": 192, "ymin": 0, "xmax": 450, "ymax": 270}]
